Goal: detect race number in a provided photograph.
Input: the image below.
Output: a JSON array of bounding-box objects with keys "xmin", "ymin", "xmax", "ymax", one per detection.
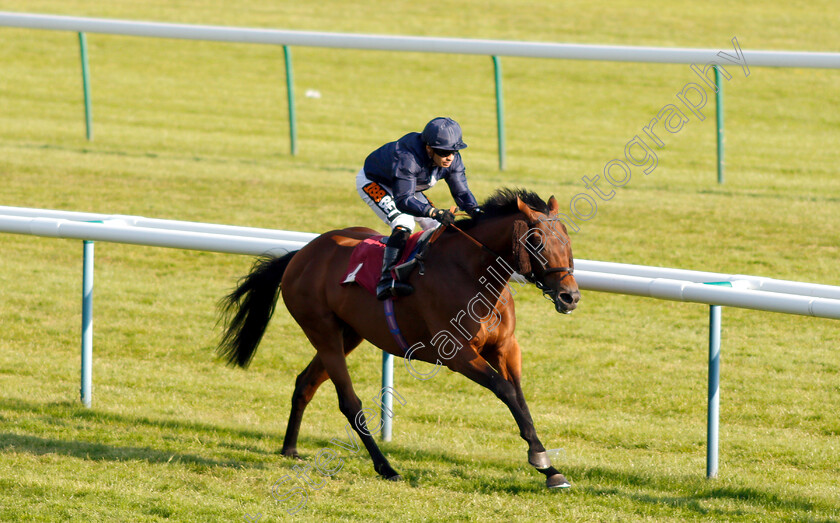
[{"xmin": 363, "ymin": 182, "xmax": 388, "ymax": 203}]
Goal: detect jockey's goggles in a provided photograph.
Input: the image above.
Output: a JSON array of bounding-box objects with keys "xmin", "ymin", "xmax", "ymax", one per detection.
[{"xmin": 432, "ymin": 148, "xmax": 456, "ymax": 157}]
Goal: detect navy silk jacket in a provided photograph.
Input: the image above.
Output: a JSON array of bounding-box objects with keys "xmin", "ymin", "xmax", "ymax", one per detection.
[{"xmin": 363, "ymin": 132, "xmax": 478, "ymax": 217}]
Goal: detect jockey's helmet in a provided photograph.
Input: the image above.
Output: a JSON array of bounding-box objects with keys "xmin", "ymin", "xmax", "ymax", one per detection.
[{"xmin": 422, "ymin": 117, "xmax": 467, "ymax": 151}]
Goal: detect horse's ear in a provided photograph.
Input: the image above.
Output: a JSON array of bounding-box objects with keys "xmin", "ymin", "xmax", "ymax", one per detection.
[
  {"xmin": 517, "ymin": 197, "xmax": 539, "ymax": 222},
  {"xmin": 512, "ymin": 220, "xmax": 532, "ymax": 276},
  {"xmin": 548, "ymin": 195, "xmax": 559, "ymax": 215}
]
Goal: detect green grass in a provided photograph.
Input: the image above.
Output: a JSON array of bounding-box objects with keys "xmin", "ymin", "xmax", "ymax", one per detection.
[{"xmin": 2, "ymin": 1, "xmax": 839, "ymax": 521}]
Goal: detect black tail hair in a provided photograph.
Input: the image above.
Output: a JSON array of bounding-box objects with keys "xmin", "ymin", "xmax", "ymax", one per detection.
[{"xmin": 217, "ymin": 251, "xmax": 298, "ymax": 368}]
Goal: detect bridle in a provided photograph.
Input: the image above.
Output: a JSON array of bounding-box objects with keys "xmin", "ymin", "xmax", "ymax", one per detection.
[
  {"xmin": 535, "ymin": 267, "xmax": 574, "ymax": 298},
  {"xmin": 446, "ymin": 218, "xmax": 574, "ymax": 302},
  {"xmin": 523, "ymin": 244, "xmax": 574, "ymax": 303}
]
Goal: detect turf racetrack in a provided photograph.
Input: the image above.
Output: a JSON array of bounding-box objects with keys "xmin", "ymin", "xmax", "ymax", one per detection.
[{"xmin": 1, "ymin": 1, "xmax": 838, "ymax": 521}]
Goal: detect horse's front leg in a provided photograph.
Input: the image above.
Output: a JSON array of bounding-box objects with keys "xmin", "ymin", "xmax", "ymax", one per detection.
[
  {"xmin": 507, "ymin": 371, "xmax": 571, "ymax": 489},
  {"xmin": 451, "ymin": 350, "xmax": 571, "ymax": 489}
]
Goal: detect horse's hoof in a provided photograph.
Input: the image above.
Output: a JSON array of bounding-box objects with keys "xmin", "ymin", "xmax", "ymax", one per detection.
[
  {"xmin": 375, "ymin": 463, "xmax": 402, "ymax": 481},
  {"xmin": 280, "ymin": 449, "xmax": 301, "ymax": 460},
  {"xmin": 546, "ymin": 473, "xmax": 571, "ymax": 489}
]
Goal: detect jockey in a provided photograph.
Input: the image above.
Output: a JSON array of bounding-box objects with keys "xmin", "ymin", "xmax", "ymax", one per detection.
[{"xmin": 357, "ymin": 117, "xmax": 483, "ymax": 300}]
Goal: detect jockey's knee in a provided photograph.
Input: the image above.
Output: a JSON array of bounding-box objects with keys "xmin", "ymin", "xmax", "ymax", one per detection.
[{"xmin": 390, "ymin": 214, "xmax": 415, "ymax": 234}]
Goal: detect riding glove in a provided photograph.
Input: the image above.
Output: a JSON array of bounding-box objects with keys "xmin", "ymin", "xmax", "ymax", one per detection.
[
  {"xmin": 467, "ymin": 207, "xmax": 485, "ymax": 219},
  {"xmin": 429, "ymin": 208, "xmax": 456, "ymax": 226}
]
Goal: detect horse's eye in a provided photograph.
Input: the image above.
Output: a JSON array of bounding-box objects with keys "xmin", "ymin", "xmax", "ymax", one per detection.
[{"xmin": 531, "ymin": 233, "xmax": 546, "ymax": 252}]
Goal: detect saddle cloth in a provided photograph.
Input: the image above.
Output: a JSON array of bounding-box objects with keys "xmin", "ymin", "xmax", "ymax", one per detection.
[{"xmin": 341, "ymin": 228, "xmax": 436, "ymax": 296}]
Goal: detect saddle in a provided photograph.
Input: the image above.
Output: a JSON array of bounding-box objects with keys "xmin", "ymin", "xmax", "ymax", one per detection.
[{"xmin": 341, "ymin": 228, "xmax": 437, "ymax": 296}]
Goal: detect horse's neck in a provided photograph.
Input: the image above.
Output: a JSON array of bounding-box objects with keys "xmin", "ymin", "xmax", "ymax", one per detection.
[
  {"xmin": 468, "ymin": 215, "xmax": 518, "ymax": 258},
  {"xmin": 438, "ymin": 215, "xmax": 518, "ymax": 279}
]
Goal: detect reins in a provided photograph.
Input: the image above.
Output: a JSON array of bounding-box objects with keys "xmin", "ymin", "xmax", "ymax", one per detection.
[{"xmin": 424, "ymin": 208, "xmax": 503, "ymax": 258}]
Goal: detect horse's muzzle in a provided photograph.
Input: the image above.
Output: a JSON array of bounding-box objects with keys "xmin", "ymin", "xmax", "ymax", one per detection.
[{"xmin": 554, "ymin": 289, "xmax": 581, "ymax": 314}]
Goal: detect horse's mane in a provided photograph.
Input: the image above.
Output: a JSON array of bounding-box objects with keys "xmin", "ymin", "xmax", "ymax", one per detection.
[{"xmin": 455, "ymin": 187, "xmax": 548, "ymax": 230}]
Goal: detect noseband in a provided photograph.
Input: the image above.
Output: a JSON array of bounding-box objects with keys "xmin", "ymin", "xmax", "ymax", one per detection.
[{"xmin": 531, "ymin": 266, "xmax": 574, "ymax": 302}]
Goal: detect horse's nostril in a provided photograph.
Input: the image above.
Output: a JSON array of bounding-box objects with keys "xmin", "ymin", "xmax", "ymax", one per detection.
[{"xmin": 560, "ymin": 293, "xmax": 574, "ymax": 304}]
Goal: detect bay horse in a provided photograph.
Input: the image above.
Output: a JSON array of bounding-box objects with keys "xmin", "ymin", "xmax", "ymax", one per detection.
[{"xmin": 217, "ymin": 188, "xmax": 580, "ymax": 489}]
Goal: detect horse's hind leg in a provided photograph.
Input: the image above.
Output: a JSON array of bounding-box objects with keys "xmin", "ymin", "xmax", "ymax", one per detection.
[
  {"xmin": 281, "ymin": 355, "xmax": 329, "ymax": 458},
  {"xmin": 281, "ymin": 329, "xmax": 363, "ymax": 458},
  {"xmin": 297, "ymin": 328, "xmax": 399, "ymax": 481},
  {"xmin": 320, "ymin": 346, "xmax": 401, "ymax": 480}
]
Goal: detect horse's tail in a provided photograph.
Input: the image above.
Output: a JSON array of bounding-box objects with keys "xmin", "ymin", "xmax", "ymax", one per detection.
[{"xmin": 217, "ymin": 251, "xmax": 299, "ymax": 368}]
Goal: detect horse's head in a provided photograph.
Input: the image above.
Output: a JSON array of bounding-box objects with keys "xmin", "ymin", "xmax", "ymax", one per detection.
[{"xmin": 514, "ymin": 196, "xmax": 581, "ymax": 314}]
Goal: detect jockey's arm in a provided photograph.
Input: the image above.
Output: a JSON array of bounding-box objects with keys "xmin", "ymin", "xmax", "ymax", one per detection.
[
  {"xmin": 392, "ymin": 169, "xmax": 433, "ymax": 217},
  {"xmin": 445, "ymin": 167, "xmax": 479, "ymax": 214}
]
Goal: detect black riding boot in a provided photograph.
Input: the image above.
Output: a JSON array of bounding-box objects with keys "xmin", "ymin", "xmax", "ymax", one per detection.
[{"xmin": 376, "ymin": 227, "xmax": 414, "ymax": 300}]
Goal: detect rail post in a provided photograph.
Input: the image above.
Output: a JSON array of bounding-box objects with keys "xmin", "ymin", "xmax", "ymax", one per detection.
[
  {"xmin": 381, "ymin": 352, "xmax": 394, "ymax": 441},
  {"xmin": 707, "ymin": 304, "xmax": 721, "ymax": 478},
  {"xmin": 80, "ymin": 240, "xmax": 94, "ymax": 407},
  {"xmin": 702, "ymin": 281, "xmax": 730, "ymax": 477},
  {"xmin": 283, "ymin": 45, "xmax": 297, "ymax": 155},
  {"xmin": 78, "ymin": 32, "xmax": 93, "ymax": 141},
  {"xmin": 492, "ymin": 56, "xmax": 506, "ymax": 171},
  {"xmin": 715, "ymin": 65, "xmax": 724, "ymax": 184}
]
